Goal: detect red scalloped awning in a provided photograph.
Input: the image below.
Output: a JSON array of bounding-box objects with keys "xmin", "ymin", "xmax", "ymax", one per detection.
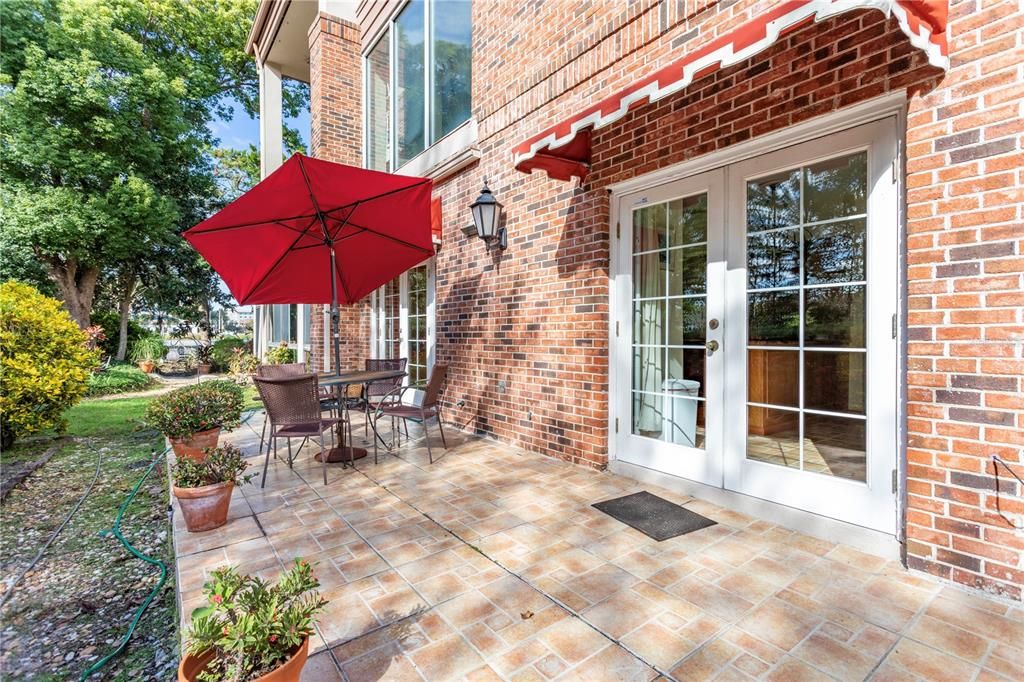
[{"xmin": 513, "ymin": 0, "xmax": 949, "ymax": 181}]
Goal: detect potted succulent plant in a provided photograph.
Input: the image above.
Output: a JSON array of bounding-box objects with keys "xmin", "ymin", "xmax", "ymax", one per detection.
[
  {"xmin": 173, "ymin": 444, "xmax": 252, "ymax": 532},
  {"xmin": 179, "ymin": 559, "xmax": 327, "ymax": 682},
  {"xmin": 130, "ymin": 336, "xmax": 166, "ymax": 373},
  {"xmin": 146, "ymin": 380, "xmax": 244, "ymax": 460}
]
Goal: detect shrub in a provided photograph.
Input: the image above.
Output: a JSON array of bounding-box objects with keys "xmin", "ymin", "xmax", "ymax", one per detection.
[
  {"xmin": 86, "ymin": 364, "xmax": 155, "ymax": 397},
  {"xmin": 265, "ymin": 341, "xmax": 296, "ymax": 365},
  {"xmin": 144, "ymin": 380, "xmax": 244, "ymax": 439},
  {"xmin": 211, "ymin": 336, "xmax": 249, "ymax": 372},
  {"xmin": 172, "ymin": 444, "xmax": 252, "ymax": 489},
  {"xmin": 0, "ymin": 281, "xmax": 98, "ymax": 447},
  {"xmin": 186, "ymin": 560, "xmax": 326, "ymax": 682},
  {"xmin": 90, "ymin": 309, "xmax": 159, "ymax": 360},
  {"xmin": 130, "ymin": 336, "xmax": 166, "ymax": 364},
  {"xmin": 228, "ymin": 348, "xmax": 260, "ymax": 381}
]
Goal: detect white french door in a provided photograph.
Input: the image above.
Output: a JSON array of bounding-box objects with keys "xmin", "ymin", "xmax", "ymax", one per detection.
[
  {"xmin": 371, "ymin": 261, "xmax": 435, "ymax": 387},
  {"xmin": 614, "ymin": 170, "xmax": 726, "ymax": 487},
  {"xmin": 613, "ymin": 119, "xmax": 898, "ymax": 533}
]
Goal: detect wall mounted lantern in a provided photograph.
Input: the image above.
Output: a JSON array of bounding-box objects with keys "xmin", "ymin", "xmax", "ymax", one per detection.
[{"xmin": 469, "ymin": 178, "xmax": 506, "ymax": 249}]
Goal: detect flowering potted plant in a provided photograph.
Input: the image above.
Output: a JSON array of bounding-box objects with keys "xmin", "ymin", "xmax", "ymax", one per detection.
[
  {"xmin": 146, "ymin": 380, "xmax": 244, "ymax": 460},
  {"xmin": 179, "ymin": 559, "xmax": 327, "ymax": 682},
  {"xmin": 173, "ymin": 444, "xmax": 252, "ymax": 532},
  {"xmin": 195, "ymin": 343, "xmax": 215, "ymax": 375}
]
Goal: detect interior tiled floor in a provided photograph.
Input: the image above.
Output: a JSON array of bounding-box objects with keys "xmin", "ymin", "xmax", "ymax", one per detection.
[{"xmin": 172, "ymin": 412, "xmax": 1024, "ymax": 682}]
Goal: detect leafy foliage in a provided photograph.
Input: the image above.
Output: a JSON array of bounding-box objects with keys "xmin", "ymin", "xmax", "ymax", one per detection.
[
  {"xmin": 211, "ymin": 336, "xmax": 250, "ymax": 371},
  {"xmin": 90, "ymin": 309, "xmax": 160, "ymax": 360},
  {"xmin": 265, "ymin": 342, "xmax": 297, "ymax": 366},
  {"xmin": 186, "ymin": 560, "xmax": 326, "ymax": 682},
  {"xmin": 144, "ymin": 380, "xmax": 243, "ymax": 439},
  {"xmin": 86, "ymin": 363, "xmax": 155, "ymax": 397},
  {"xmin": 172, "ymin": 443, "xmax": 252, "ymax": 489},
  {"xmin": 129, "ymin": 336, "xmax": 167, "ymax": 364},
  {"xmin": 228, "ymin": 349, "xmax": 260, "ymax": 381},
  {"xmin": 0, "ymin": 281, "xmax": 98, "ymax": 446}
]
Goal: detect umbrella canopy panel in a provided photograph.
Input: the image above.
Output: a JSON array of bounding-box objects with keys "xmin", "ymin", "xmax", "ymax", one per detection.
[{"xmin": 184, "ymin": 154, "xmax": 434, "ymax": 306}]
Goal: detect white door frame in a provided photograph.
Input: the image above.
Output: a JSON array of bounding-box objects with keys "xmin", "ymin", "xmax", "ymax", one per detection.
[
  {"xmin": 608, "ymin": 96, "xmax": 905, "ymax": 534},
  {"xmin": 369, "ymin": 259, "xmax": 436, "ymax": 387},
  {"xmin": 612, "ymin": 170, "xmax": 726, "ymax": 486}
]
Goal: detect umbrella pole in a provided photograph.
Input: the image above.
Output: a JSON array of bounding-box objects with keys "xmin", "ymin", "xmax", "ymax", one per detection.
[{"xmin": 329, "ymin": 244, "xmax": 342, "ymax": 375}]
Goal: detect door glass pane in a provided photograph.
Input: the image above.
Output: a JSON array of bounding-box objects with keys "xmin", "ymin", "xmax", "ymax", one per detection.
[
  {"xmin": 804, "ymin": 153, "xmax": 867, "ymax": 223},
  {"xmin": 803, "ymin": 414, "xmax": 866, "ymax": 482},
  {"xmin": 746, "ymin": 406, "xmax": 800, "ymax": 471},
  {"xmin": 748, "ymin": 291, "xmax": 799, "ymax": 345},
  {"xmin": 745, "ymin": 151, "xmax": 868, "ymax": 479},
  {"xmin": 748, "ymin": 229, "xmax": 799, "ymax": 289},
  {"xmin": 804, "ymin": 351, "xmax": 865, "ymax": 415},
  {"xmin": 804, "ymin": 285, "xmax": 865, "ymax": 347},
  {"xmin": 366, "ymin": 31, "xmax": 391, "ymax": 171},
  {"xmin": 431, "ymin": 0, "xmax": 472, "ymax": 141},
  {"xmin": 632, "ymin": 193, "xmax": 707, "ymax": 450},
  {"xmin": 396, "ymin": 0, "xmax": 425, "ymax": 166},
  {"xmin": 668, "ymin": 195, "xmax": 707, "ymax": 246},
  {"xmin": 746, "ymin": 169, "xmax": 800, "ymax": 231},
  {"xmin": 804, "ymin": 219, "xmax": 865, "ymax": 284},
  {"xmin": 407, "ymin": 265, "xmax": 429, "ymax": 385}
]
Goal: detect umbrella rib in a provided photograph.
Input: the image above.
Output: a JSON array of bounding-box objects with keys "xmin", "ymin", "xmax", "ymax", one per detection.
[
  {"xmin": 330, "ymin": 219, "xmax": 433, "ymax": 253},
  {"xmin": 239, "ymin": 228, "xmax": 311, "ymax": 305},
  {"xmin": 185, "ymin": 213, "xmax": 319, "ymax": 235},
  {"xmin": 320, "ymin": 179, "xmax": 431, "ymax": 217}
]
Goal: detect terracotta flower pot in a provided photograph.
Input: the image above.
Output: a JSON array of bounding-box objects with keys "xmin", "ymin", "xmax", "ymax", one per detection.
[
  {"xmin": 197, "ymin": 363, "xmax": 212, "ymax": 375},
  {"xmin": 178, "ymin": 637, "xmax": 309, "ymax": 682},
  {"xmin": 169, "ymin": 427, "xmax": 221, "ymax": 461},
  {"xmin": 138, "ymin": 360, "xmax": 156, "ymax": 373},
  {"xmin": 174, "ymin": 481, "xmax": 234, "ymax": 532}
]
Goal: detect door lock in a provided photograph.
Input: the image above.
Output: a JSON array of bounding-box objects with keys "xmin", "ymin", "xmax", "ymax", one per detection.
[
  {"xmin": 708, "ymin": 318, "xmax": 720, "ymax": 330},
  {"xmin": 706, "ymin": 340, "xmax": 719, "ymax": 355}
]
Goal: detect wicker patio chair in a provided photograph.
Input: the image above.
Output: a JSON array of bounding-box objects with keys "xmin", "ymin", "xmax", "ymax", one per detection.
[
  {"xmin": 253, "ymin": 373, "xmax": 344, "ymax": 487},
  {"xmin": 372, "ymin": 364, "xmax": 449, "ymax": 464},
  {"xmin": 362, "ymin": 358, "xmax": 408, "ymax": 439},
  {"xmin": 255, "ymin": 363, "xmax": 310, "ymax": 457}
]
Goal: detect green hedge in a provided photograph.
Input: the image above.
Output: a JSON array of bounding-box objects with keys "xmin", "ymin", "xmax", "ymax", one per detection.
[{"xmin": 86, "ymin": 364, "xmax": 155, "ymax": 397}]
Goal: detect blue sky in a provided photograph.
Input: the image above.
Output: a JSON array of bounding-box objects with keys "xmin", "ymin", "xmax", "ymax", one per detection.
[{"xmin": 208, "ymin": 98, "xmax": 310, "ymax": 151}]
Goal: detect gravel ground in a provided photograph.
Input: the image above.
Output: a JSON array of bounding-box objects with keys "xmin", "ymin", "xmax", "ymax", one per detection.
[{"xmin": 0, "ymin": 429, "xmax": 178, "ymax": 680}]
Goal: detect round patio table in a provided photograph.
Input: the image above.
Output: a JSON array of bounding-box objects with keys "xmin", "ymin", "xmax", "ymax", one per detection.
[{"xmin": 314, "ymin": 369, "xmax": 406, "ymax": 464}]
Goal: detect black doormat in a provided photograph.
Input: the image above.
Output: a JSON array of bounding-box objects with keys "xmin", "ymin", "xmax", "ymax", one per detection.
[{"xmin": 593, "ymin": 491, "xmax": 716, "ymax": 541}]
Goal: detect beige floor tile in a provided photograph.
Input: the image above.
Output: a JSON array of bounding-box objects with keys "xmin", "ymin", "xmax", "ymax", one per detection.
[
  {"xmin": 791, "ymin": 631, "xmax": 876, "ymax": 679},
  {"xmin": 765, "ymin": 656, "xmax": 833, "ymax": 681},
  {"xmin": 582, "ymin": 589, "xmax": 663, "ymax": 639},
  {"xmin": 410, "ymin": 633, "xmax": 487, "ymax": 680},
  {"xmin": 735, "ymin": 598, "xmax": 821, "ymax": 652},
  {"xmin": 879, "ymin": 637, "xmax": 982, "ymax": 681},
  {"xmin": 621, "ymin": 621, "xmax": 698, "ymax": 670},
  {"xmin": 562, "ymin": 643, "xmax": 656, "ymax": 681},
  {"xmin": 905, "ymin": 614, "xmax": 990, "ymax": 663}
]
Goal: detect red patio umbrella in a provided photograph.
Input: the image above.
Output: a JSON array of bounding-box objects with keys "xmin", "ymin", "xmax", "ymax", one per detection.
[{"xmin": 184, "ymin": 153, "xmax": 434, "ymax": 372}]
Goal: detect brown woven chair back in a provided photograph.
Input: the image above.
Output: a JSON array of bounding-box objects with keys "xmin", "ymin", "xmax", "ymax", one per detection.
[
  {"xmin": 253, "ymin": 374, "xmax": 322, "ymax": 426},
  {"xmin": 421, "ymin": 364, "xmax": 449, "ymax": 408},
  {"xmin": 365, "ymin": 358, "xmax": 407, "ymax": 397},
  {"xmin": 257, "ymin": 362, "xmax": 307, "ymax": 378}
]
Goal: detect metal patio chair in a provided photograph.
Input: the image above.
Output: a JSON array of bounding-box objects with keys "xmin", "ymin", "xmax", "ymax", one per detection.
[
  {"xmin": 253, "ymin": 373, "xmax": 344, "ymax": 487},
  {"xmin": 372, "ymin": 364, "xmax": 449, "ymax": 464}
]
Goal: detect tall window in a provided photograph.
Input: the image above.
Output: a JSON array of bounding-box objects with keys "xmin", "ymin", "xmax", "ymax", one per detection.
[
  {"xmin": 372, "ymin": 263, "xmax": 434, "ymax": 387},
  {"xmin": 365, "ymin": 0, "xmax": 472, "ymax": 171}
]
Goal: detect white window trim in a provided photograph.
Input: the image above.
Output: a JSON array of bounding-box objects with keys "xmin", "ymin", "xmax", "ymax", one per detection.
[
  {"xmin": 362, "ymin": 0, "xmax": 476, "ymax": 175},
  {"xmin": 369, "ymin": 259, "xmax": 437, "ymax": 397}
]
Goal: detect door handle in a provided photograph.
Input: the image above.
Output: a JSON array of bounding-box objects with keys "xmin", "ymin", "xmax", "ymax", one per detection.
[{"xmin": 706, "ymin": 340, "xmax": 720, "ymax": 355}]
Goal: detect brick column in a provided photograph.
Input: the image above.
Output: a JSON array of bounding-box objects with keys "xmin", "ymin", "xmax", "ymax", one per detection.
[{"xmin": 308, "ymin": 12, "xmax": 370, "ymax": 372}]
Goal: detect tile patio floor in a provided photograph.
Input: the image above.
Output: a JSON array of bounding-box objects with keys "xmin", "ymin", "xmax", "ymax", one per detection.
[{"xmin": 172, "ymin": 412, "xmax": 1024, "ymax": 682}]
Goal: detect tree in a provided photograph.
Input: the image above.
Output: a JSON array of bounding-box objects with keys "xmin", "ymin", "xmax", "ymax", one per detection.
[{"xmin": 0, "ymin": 0, "xmax": 308, "ymax": 334}]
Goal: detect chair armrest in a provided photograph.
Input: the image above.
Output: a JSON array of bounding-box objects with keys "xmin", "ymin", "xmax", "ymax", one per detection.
[{"xmin": 372, "ymin": 385, "xmax": 415, "ymax": 420}]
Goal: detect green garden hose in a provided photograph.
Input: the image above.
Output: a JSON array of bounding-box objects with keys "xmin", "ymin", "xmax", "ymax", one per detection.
[
  {"xmin": 80, "ymin": 446, "xmax": 170, "ymax": 681},
  {"xmin": 82, "ymin": 407, "xmax": 260, "ymax": 679}
]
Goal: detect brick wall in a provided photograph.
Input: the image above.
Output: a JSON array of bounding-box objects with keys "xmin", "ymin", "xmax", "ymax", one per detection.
[
  {"xmin": 308, "ymin": 12, "xmax": 370, "ymax": 373},
  {"xmin": 901, "ymin": 0, "xmax": 1023, "ymax": 600},
  {"xmin": 312, "ymin": 0, "xmax": 1023, "ymax": 599}
]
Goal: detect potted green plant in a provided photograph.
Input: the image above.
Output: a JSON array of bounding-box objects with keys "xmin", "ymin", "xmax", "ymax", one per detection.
[
  {"xmin": 265, "ymin": 341, "xmax": 297, "ymax": 365},
  {"xmin": 130, "ymin": 336, "xmax": 166, "ymax": 373},
  {"xmin": 178, "ymin": 559, "xmax": 327, "ymax": 682},
  {"xmin": 195, "ymin": 343, "xmax": 214, "ymax": 375},
  {"xmin": 146, "ymin": 380, "xmax": 244, "ymax": 460},
  {"xmin": 173, "ymin": 444, "xmax": 252, "ymax": 532}
]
